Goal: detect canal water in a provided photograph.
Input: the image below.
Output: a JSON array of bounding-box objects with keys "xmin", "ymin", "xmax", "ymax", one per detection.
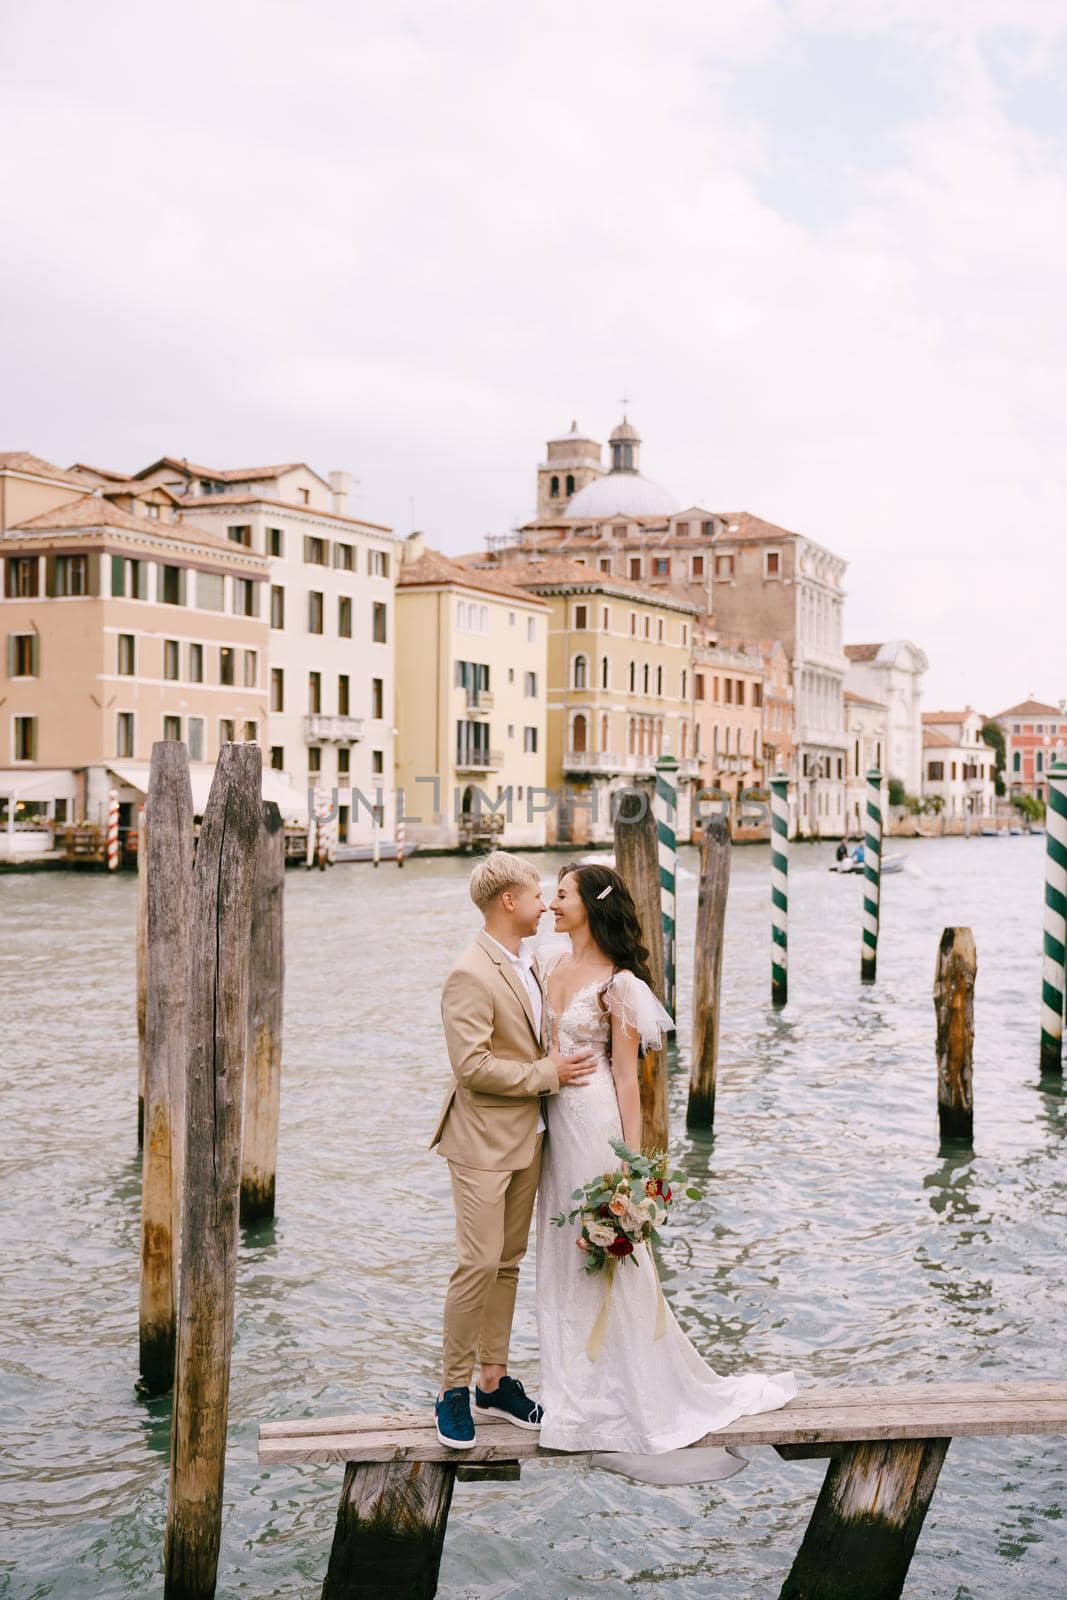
[{"xmin": 1, "ymin": 838, "xmax": 1064, "ymax": 1598}]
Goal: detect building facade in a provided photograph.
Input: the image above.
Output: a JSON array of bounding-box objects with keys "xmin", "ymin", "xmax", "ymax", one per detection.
[
  {"xmin": 920, "ymin": 710, "xmax": 996, "ymax": 819},
  {"xmin": 394, "ymin": 538, "xmax": 549, "ymax": 850},
  {"xmin": 991, "ymin": 699, "xmax": 1067, "ymax": 802},
  {"xmin": 843, "ymin": 690, "xmax": 888, "ymax": 836},
  {"xmin": 690, "ymin": 643, "xmax": 765, "ymax": 820},
  {"xmin": 844, "ymin": 640, "xmax": 928, "ymax": 797}
]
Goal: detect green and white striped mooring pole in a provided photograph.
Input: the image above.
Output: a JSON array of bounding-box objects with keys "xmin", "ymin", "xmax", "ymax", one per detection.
[
  {"xmin": 770, "ymin": 772, "xmax": 789, "ymax": 1007},
  {"xmin": 1041, "ymin": 760, "xmax": 1067, "ymax": 1075},
  {"xmin": 861, "ymin": 767, "xmax": 883, "ymax": 984},
  {"xmin": 654, "ymin": 755, "xmax": 678, "ymax": 1016}
]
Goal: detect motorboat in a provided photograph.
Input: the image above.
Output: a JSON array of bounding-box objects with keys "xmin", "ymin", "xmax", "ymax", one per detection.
[{"xmin": 830, "ymin": 851, "xmax": 906, "ymax": 875}]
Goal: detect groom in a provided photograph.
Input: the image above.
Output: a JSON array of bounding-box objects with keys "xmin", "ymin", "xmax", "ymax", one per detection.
[{"xmin": 430, "ymin": 850, "xmax": 596, "ymax": 1448}]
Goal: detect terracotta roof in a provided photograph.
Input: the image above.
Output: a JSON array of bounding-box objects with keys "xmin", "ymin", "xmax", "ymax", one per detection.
[
  {"xmin": 844, "ymin": 643, "xmax": 882, "ymax": 663},
  {"xmin": 175, "ymin": 491, "xmax": 393, "ymax": 535},
  {"xmin": 713, "ymin": 511, "xmax": 804, "ymax": 544},
  {"xmin": 101, "ymin": 479, "xmax": 184, "ymax": 502},
  {"xmin": 7, "ymin": 495, "xmax": 267, "ymax": 563},
  {"xmin": 992, "ymin": 699, "xmax": 1063, "ymax": 719},
  {"xmin": 922, "ymin": 710, "xmax": 973, "ymax": 724},
  {"xmin": 136, "ymin": 456, "xmax": 321, "ymax": 486},
  {"xmin": 844, "ymin": 690, "xmax": 886, "ymax": 708},
  {"xmin": 68, "ymin": 462, "xmax": 129, "ymax": 482},
  {"xmin": 0, "ymin": 451, "xmax": 96, "ymax": 489},
  {"xmin": 489, "ymin": 555, "xmax": 699, "ymax": 614},
  {"xmin": 397, "ymin": 547, "xmax": 547, "ymax": 606},
  {"xmin": 922, "ymin": 728, "xmax": 956, "ymax": 749}
]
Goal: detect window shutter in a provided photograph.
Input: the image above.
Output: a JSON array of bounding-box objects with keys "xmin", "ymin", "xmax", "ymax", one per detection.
[
  {"xmin": 45, "ymin": 555, "xmax": 57, "ymax": 597},
  {"xmin": 111, "ymin": 554, "xmax": 124, "ymax": 596},
  {"xmin": 31, "ymin": 633, "xmax": 40, "ymax": 676},
  {"xmin": 6, "ymin": 634, "xmax": 15, "ymax": 677},
  {"xmin": 87, "ymin": 553, "xmax": 101, "ymax": 596}
]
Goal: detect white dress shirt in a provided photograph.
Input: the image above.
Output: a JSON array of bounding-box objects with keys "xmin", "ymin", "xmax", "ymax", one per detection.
[{"xmin": 484, "ymin": 932, "xmax": 546, "ymax": 1135}]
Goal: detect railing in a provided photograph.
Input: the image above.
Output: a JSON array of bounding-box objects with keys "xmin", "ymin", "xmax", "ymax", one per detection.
[
  {"xmin": 563, "ymin": 750, "xmax": 622, "ymax": 773},
  {"xmin": 304, "ymin": 715, "xmax": 366, "ymax": 743},
  {"xmin": 466, "ymin": 690, "xmax": 495, "ymax": 712},
  {"xmin": 455, "ymin": 749, "xmax": 504, "ymax": 772}
]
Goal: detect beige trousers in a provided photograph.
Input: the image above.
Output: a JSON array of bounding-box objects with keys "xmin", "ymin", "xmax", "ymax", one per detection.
[{"xmin": 442, "ymin": 1135, "xmax": 544, "ymax": 1390}]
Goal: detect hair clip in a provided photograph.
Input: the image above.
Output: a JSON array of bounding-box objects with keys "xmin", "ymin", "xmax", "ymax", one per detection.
[{"xmin": 596, "ymin": 884, "xmax": 614, "ymax": 900}]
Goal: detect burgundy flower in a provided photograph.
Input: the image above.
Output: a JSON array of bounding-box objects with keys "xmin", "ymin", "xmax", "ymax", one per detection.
[{"xmin": 607, "ymin": 1236, "xmax": 634, "ymax": 1257}]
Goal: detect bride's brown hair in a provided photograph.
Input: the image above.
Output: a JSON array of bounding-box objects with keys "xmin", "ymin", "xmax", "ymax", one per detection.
[{"xmin": 557, "ymin": 861, "xmax": 654, "ymax": 990}]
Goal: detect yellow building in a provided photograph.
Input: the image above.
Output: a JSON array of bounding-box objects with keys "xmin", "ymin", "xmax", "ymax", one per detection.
[
  {"xmin": 484, "ymin": 557, "xmax": 699, "ymax": 846},
  {"xmin": 394, "ymin": 537, "xmax": 549, "ymax": 850},
  {"xmin": 1, "ymin": 452, "xmax": 277, "ymax": 853}
]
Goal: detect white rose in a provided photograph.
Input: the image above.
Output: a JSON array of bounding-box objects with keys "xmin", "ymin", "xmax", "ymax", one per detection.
[{"xmin": 586, "ymin": 1222, "xmax": 616, "ymax": 1248}]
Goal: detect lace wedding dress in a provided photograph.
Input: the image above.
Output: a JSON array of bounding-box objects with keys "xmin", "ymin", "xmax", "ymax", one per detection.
[{"xmin": 534, "ymin": 951, "xmax": 797, "ymax": 1484}]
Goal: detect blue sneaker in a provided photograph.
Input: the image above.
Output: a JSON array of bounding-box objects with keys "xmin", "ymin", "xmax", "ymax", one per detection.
[
  {"xmin": 472, "ymin": 1374, "xmax": 544, "ymax": 1430},
  {"xmin": 435, "ymin": 1386, "xmax": 476, "ymax": 1449}
]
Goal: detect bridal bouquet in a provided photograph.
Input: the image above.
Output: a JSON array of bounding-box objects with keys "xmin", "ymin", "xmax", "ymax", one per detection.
[{"xmin": 551, "ymin": 1139, "xmax": 703, "ymax": 1277}]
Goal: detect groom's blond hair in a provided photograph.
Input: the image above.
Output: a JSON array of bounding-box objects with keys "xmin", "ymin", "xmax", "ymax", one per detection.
[{"xmin": 469, "ymin": 850, "xmax": 541, "ymax": 912}]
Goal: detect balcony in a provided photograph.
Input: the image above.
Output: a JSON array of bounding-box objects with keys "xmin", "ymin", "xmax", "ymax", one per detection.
[
  {"xmin": 455, "ymin": 749, "xmax": 504, "ymax": 773},
  {"xmin": 563, "ymin": 749, "xmax": 623, "ymax": 774},
  {"xmin": 304, "ymin": 714, "xmax": 365, "ymax": 743},
  {"xmin": 466, "ymin": 690, "xmax": 495, "ymax": 714}
]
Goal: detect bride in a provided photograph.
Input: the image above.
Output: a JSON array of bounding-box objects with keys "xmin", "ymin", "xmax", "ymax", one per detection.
[{"xmin": 534, "ymin": 860, "xmax": 797, "ymax": 1484}]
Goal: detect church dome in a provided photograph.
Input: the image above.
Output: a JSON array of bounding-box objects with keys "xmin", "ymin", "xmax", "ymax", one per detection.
[{"xmin": 564, "ymin": 472, "xmax": 679, "ymax": 519}]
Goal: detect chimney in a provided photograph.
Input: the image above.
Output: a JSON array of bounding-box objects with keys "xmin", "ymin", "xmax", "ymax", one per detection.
[
  {"xmin": 328, "ymin": 469, "xmax": 351, "ymax": 515},
  {"xmin": 404, "ymin": 530, "xmax": 426, "ymax": 564}
]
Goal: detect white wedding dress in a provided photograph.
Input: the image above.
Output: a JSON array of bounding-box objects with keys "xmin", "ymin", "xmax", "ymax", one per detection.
[{"xmin": 534, "ymin": 951, "xmax": 797, "ymax": 1484}]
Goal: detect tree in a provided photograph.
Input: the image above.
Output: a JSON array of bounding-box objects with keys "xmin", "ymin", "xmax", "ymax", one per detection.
[
  {"xmin": 888, "ymin": 775, "xmax": 921, "ymax": 814},
  {"xmin": 981, "ymin": 722, "xmax": 1006, "ymax": 797},
  {"xmin": 1012, "ymin": 792, "xmax": 1045, "ymax": 823}
]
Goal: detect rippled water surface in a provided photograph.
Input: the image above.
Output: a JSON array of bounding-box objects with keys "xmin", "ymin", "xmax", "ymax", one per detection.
[{"xmin": 2, "ymin": 838, "xmax": 1064, "ymax": 1598}]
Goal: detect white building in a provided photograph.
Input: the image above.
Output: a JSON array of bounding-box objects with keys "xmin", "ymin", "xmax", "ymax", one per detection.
[
  {"xmin": 844, "ymin": 640, "xmax": 928, "ymax": 797},
  {"xmin": 921, "ymin": 710, "xmax": 996, "ymax": 820},
  {"xmin": 843, "ymin": 690, "xmax": 888, "ymax": 836},
  {"xmin": 133, "ymin": 457, "xmax": 401, "ymax": 847}
]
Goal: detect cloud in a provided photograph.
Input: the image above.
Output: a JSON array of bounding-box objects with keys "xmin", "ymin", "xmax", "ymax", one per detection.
[{"xmin": 0, "ymin": 0, "xmax": 1063, "ymax": 708}]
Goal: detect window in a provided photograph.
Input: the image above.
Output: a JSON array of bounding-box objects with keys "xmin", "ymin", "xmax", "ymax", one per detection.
[
  {"xmin": 565, "ymin": 473, "xmax": 575, "ymax": 495},
  {"xmin": 371, "ymin": 677, "xmax": 384, "ymax": 718},
  {"xmin": 753, "ymin": 682, "xmax": 763, "ymax": 708},
  {"xmin": 270, "ymin": 584, "xmax": 285, "ymax": 629},
  {"xmin": 338, "ymin": 747, "xmax": 350, "ymax": 777},
  {"xmin": 1013, "ymin": 751, "xmax": 1022, "ymax": 772},
  {"xmin": 524, "ymin": 726, "xmax": 538, "ymax": 753},
  {"xmin": 681, "ymin": 669, "xmax": 687, "ymax": 699},
  {"xmin": 629, "ymin": 557, "xmax": 642, "ymax": 580},
  {"xmin": 219, "ymin": 718, "xmax": 235, "ymax": 745},
  {"xmin": 457, "ymin": 600, "xmax": 489, "ymax": 634},
  {"xmin": 724, "ymin": 678, "xmax": 733, "ymax": 705},
  {"xmin": 573, "ymin": 655, "xmax": 588, "ymax": 689},
  {"xmin": 111, "ymin": 555, "xmax": 147, "ymax": 599},
  {"xmin": 197, "ymin": 571, "xmax": 224, "ymax": 611},
  {"xmin": 572, "ymin": 713, "xmax": 587, "ymax": 753},
  {"xmin": 117, "ymin": 633, "xmax": 136, "ymax": 675},
  {"xmin": 456, "ymin": 719, "xmax": 490, "ymax": 767},
  {"xmin": 338, "ymin": 673, "xmax": 350, "ymax": 716},
  {"xmin": 694, "ymin": 673, "xmax": 705, "ymax": 701},
  {"xmin": 219, "ymin": 646, "xmax": 235, "ymax": 686},
  {"xmin": 243, "ymin": 649, "xmax": 257, "ymax": 688},
  {"xmin": 14, "ymin": 714, "xmax": 37, "ymax": 760},
  {"xmin": 643, "ymin": 663, "xmax": 650, "ymax": 694},
  {"xmin": 550, "ymin": 474, "xmax": 560, "ymax": 497},
  {"xmin": 188, "ymin": 643, "xmax": 203, "ymax": 682},
  {"xmin": 369, "ymin": 549, "xmax": 389, "ymax": 578},
  {"xmin": 765, "ymin": 550, "xmax": 780, "ymax": 577},
  {"xmin": 599, "ymin": 557, "xmax": 612, "ymax": 574},
  {"xmin": 271, "ymin": 668, "xmax": 284, "ymax": 712},
  {"xmin": 525, "ymin": 671, "xmax": 537, "ymax": 697},
  {"xmin": 161, "ymin": 565, "xmax": 185, "ymax": 605},
  {"xmin": 574, "ymin": 604, "xmax": 588, "ymax": 629},
  {"xmin": 187, "ymin": 717, "xmax": 205, "ymax": 761},
  {"xmin": 243, "ymin": 720, "xmax": 257, "ymax": 742},
  {"xmin": 308, "ymin": 746, "xmax": 321, "ymax": 775},
  {"xmin": 643, "ymin": 616, "xmax": 650, "ymax": 639},
  {"xmin": 227, "ymin": 525, "xmax": 252, "ymax": 547},
  {"xmin": 308, "ymin": 591, "xmax": 324, "ymax": 634},
  {"xmin": 233, "ymin": 577, "xmax": 258, "ymax": 617},
  {"xmin": 737, "ymin": 680, "xmax": 745, "ymax": 707},
  {"xmin": 372, "ymin": 602, "xmax": 388, "ymax": 643},
  {"xmin": 601, "ymin": 656, "xmax": 609, "ymax": 689},
  {"xmin": 304, "ymin": 535, "xmax": 327, "ymax": 565},
  {"xmin": 629, "ymin": 660, "xmax": 636, "ymax": 692},
  {"xmin": 116, "ymin": 712, "xmax": 134, "ymax": 758},
  {"xmin": 713, "ymin": 675, "xmax": 720, "ymax": 701},
  {"xmin": 656, "ymin": 665, "xmax": 663, "ymax": 695},
  {"xmin": 527, "ymin": 616, "xmax": 536, "ymax": 643},
  {"xmin": 682, "ymin": 623, "xmax": 688, "ymax": 645},
  {"xmin": 652, "ymin": 558, "xmax": 670, "ymax": 578},
  {"xmin": 676, "ymin": 521, "xmax": 689, "ymax": 538},
  {"xmin": 629, "ymin": 612, "xmax": 637, "ymax": 637},
  {"xmin": 8, "ymin": 633, "xmax": 39, "ymax": 676},
  {"xmin": 308, "ymin": 671, "xmax": 322, "ymax": 714},
  {"xmin": 53, "ymin": 554, "xmax": 88, "ymax": 596},
  {"xmin": 691, "ymin": 554, "xmax": 705, "ymax": 579},
  {"xmin": 163, "ymin": 715, "xmax": 181, "ymax": 741},
  {"xmin": 1036, "ymin": 750, "xmax": 1045, "ymax": 774},
  {"xmin": 6, "ymin": 556, "xmax": 39, "ymax": 597},
  {"xmin": 715, "ymin": 554, "xmax": 734, "ymax": 580},
  {"xmin": 164, "ymin": 639, "xmax": 180, "ymax": 680},
  {"xmin": 508, "ymin": 611, "xmax": 516, "ymax": 627},
  {"xmin": 928, "ymin": 761, "xmax": 944, "ymax": 781},
  {"xmin": 372, "ymin": 748, "xmax": 384, "ymax": 776},
  {"xmin": 338, "ymin": 595, "xmax": 352, "ymax": 637},
  {"xmin": 657, "ymin": 618, "xmax": 664, "ymax": 642},
  {"xmin": 270, "ymin": 746, "xmax": 284, "ymax": 771},
  {"xmin": 267, "ymin": 527, "xmax": 284, "ymax": 557},
  {"xmin": 334, "ymin": 542, "xmax": 354, "ymax": 571}
]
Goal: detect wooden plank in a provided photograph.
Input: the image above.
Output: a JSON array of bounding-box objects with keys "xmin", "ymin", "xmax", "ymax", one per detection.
[
  {"xmin": 258, "ymin": 1380, "xmax": 1067, "ymax": 1440},
  {"xmin": 321, "ymin": 1460, "xmax": 455, "ymax": 1600},
  {"xmin": 779, "ymin": 1437, "xmax": 951, "ymax": 1600}
]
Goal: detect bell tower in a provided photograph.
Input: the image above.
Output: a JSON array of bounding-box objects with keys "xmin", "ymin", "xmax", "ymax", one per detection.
[{"xmin": 536, "ymin": 421, "xmax": 603, "ymax": 520}]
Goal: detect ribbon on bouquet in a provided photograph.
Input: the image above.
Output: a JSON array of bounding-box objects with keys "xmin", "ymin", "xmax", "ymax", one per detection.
[{"xmin": 585, "ymin": 1243, "xmax": 668, "ymax": 1364}]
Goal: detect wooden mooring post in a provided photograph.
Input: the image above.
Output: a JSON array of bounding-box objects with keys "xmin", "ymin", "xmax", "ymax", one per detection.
[
  {"xmin": 165, "ymin": 744, "xmax": 261, "ymax": 1600},
  {"xmin": 687, "ymin": 814, "xmax": 731, "ymax": 1130},
  {"xmin": 139, "ymin": 744, "xmax": 194, "ymax": 1395},
  {"xmin": 322, "ymin": 1460, "xmax": 456, "ymax": 1600},
  {"xmin": 240, "ymin": 800, "xmax": 286, "ymax": 1224},
  {"xmin": 136, "ymin": 806, "xmax": 148, "ymax": 1146},
  {"xmin": 613, "ymin": 782, "xmax": 668, "ymax": 1154},
  {"xmin": 934, "ymin": 927, "xmax": 976, "ymax": 1144}
]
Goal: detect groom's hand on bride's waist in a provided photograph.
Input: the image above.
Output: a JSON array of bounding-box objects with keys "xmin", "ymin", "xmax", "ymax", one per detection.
[{"xmin": 552, "ymin": 1048, "xmax": 598, "ymax": 1087}]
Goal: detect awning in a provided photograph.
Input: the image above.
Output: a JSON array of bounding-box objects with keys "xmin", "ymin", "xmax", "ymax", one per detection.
[
  {"xmin": 0, "ymin": 768, "xmax": 77, "ymax": 801},
  {"xmin": 107, "ymin": 760, "xmax": 309, "ymax": 822}
]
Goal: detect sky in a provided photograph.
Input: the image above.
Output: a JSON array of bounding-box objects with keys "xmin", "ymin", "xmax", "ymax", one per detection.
[{"xmin": 1, "ymin": 0, "xmax": 1064, "ymax": 714}]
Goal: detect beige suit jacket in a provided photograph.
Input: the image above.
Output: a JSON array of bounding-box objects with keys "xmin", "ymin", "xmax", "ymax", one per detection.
[{"xmin": 430, "ymin": 930, "xmax": 558, "ymax": 1172}]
